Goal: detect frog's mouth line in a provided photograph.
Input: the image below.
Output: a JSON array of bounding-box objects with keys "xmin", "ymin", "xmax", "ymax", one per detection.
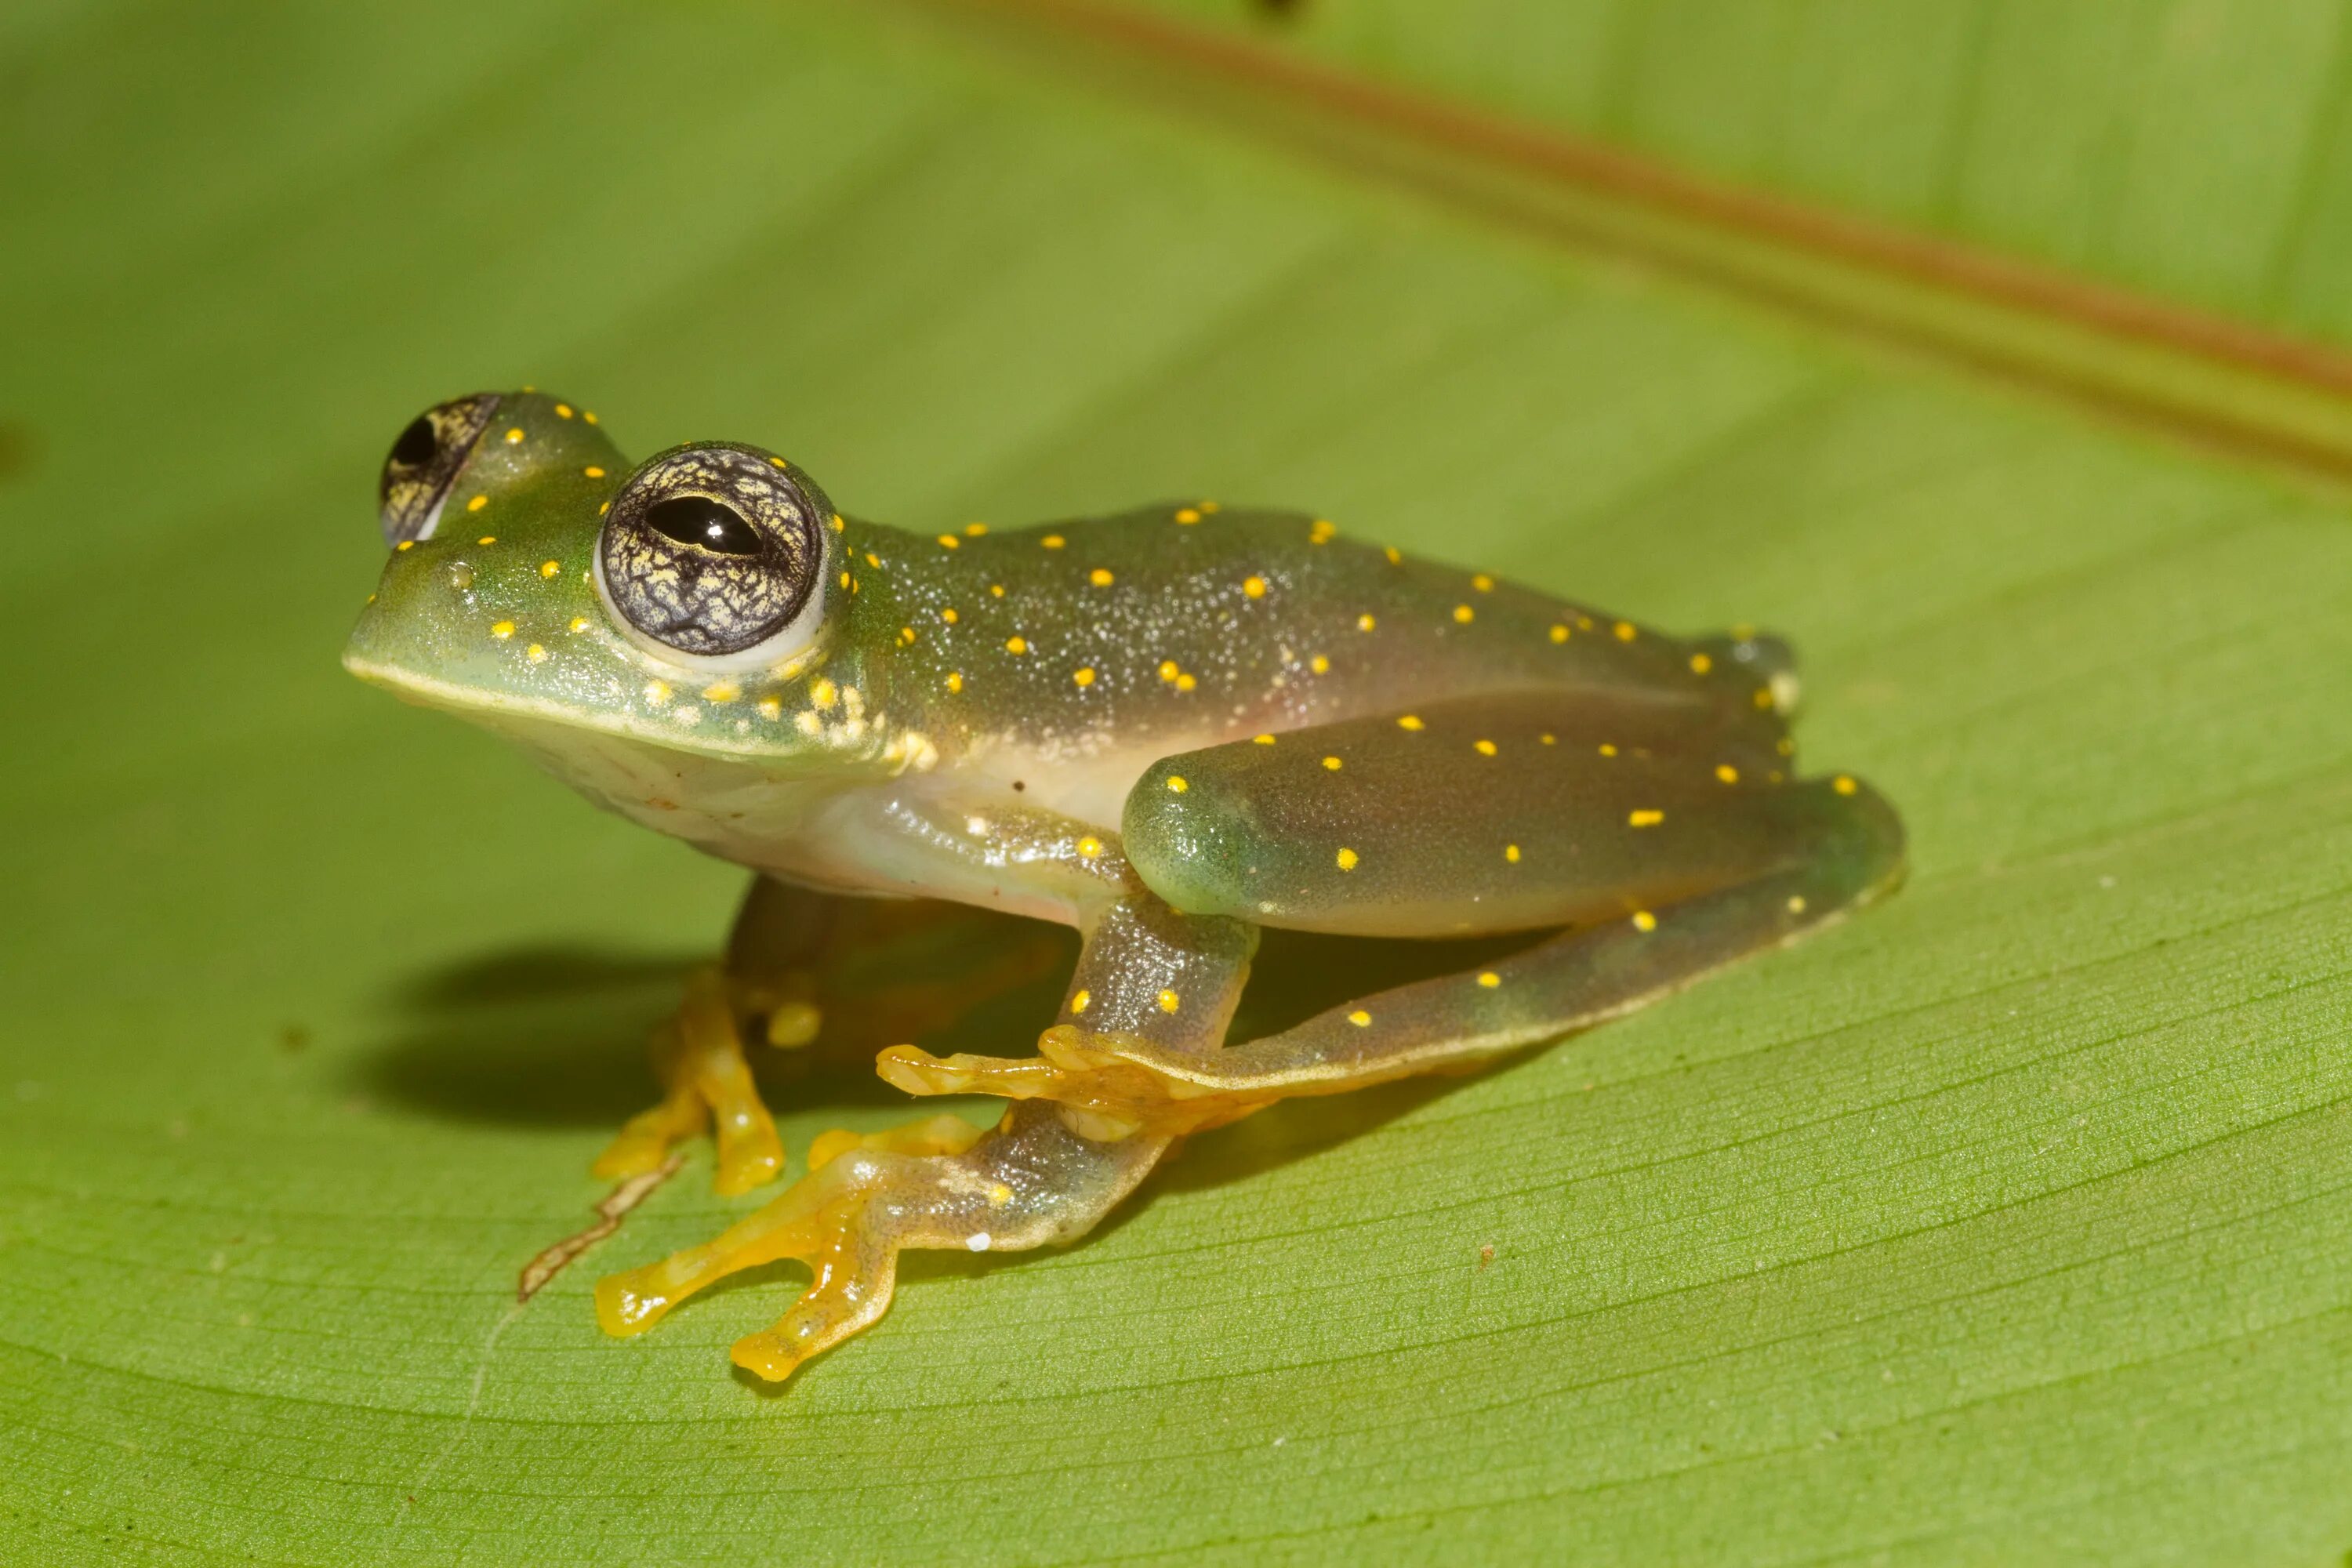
[{"xmin": 341, "ymin": 653, "xmax": 807, "ymax": 762}]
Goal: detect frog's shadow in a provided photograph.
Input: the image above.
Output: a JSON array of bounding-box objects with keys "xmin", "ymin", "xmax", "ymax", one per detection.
[{"xmin": 361, "ymin": 924, "xmax": 1529, "ymax": 1162}]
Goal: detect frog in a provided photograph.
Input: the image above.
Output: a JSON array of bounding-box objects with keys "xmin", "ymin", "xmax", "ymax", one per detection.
[{"xmin": 346, "ymin": 389, "xmax": 1905, "ymax": 1387}]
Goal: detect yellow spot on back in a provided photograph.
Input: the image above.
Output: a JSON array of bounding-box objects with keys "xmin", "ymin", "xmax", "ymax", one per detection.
[
  {"xmin": 463, "ymin": 495, "xmax": 490, "ymax": 517},
  {"xmin": 1632, "ymin": 910, "xmax": 1657, "ymax": 932},
  {"xmin": 1472, "ymin": 573, "xmax": 1494, "ymax": 593},
  {"xmin": 568, "ymin": 616, "xmax": 590, "ymax": 633},
  {"xmin": 1540, "ymin": 733, "xmax": 1555, "ymax": 745},
  {"xmin": 1166, "ymin": 775, "xmax": 1189, "ymax": 793},
  {"xmin": 1073, "ymin": 666, "xmax": 1095, "ymax": 687},
  {"xmin": 1357, "ymin": 613, "xmax": 1376, "ymax": 632},
  {"xmin": 503, "ymin": 427, "xmax": 523, "ymax": 444},
  {"xmin": 1347, "ymin": 1009, "xmax": 1372, "ymax": 1027},
  {"xmin": 1006, "ymin": 636, "xmax": 1028, "ymax": 655},
  {"xmin": 395, "ymin": 540, "xmax": 414, "ymax": 551},
  {"xmin": 476, "ymin": 535, "xmax": 495, "ymax": 546},
  {"xmin": 1787, "ymin": 895, "xmax": 1807, "ymax": 913},
  {"xmin": 1077, "ymin": 836, "xmax": 1103, "ymax": 858},
  {"xmin": 1243, "ymin": 575, "xmax": 1267, "ymax": 598},
  {"xmin": 1504, "ymin": 844, "xmax": 1520, "ymax": 862},
  {"xmin": 1475, "ymin": 739, "xmax": 1497, "ymax": 757},
  {"xmin": 898, "ymin": 626, "xmax": 917, "ymax": 646},
  {"xmin": 524, "ymin": 643, "xmax": 547, "ymax": 663},
  {"xmin": 1322, "ymin": 755, "xmax": 1343, "ymax": 771},
  {"xmin": 946, "ymin": 672, "xmax": 964, "ymax": 694},
  {"xmin": 941, "ymin": 607, "xmax": 959, "ymax": 623},
  {"xmin": 1089, "ymin": 568, "xmax": 1113, "ymax": 586},
  {"xmin": 583, "ymin": 463, "xmax": 605, "ymax": 477},
  {"xmin": 1598, "ymin": 742, "xmax": 1618, "ymax": 757},
  {"xmin": 1613, "ymin": 621, "xmax": 1636, "ymax": 641},
  {"xmin": 768, "ymin": 456, "xmax": 787, "ymax": 469},
  {"xmin": 1477, "ymin": 971, "xmax": 1501, "ymax": 988},
  {"xmin": 1834, "ymin": 775, "xmax": 1859, "ymax": 795},
  {"xmin": 1309, "ymin": 518, "xmax": 1337, "ymax": 544},
  {"xmin": 1176, "ymin": 672, "xmax": 1196, "ymax": 691},
  {"xmin": 1548, "ymin": 623, "xmax": 1570, "ymax": 643},
  {"xmin": 1715, "ymin": 764, "xmax": 1739, "ymax": 783},
  {"xmin": 583, "ymin": 410, "xmax": 599, "ymax": 425},
  {"xmin": 1041, "ymin": 535, "xmax": 1065, "ymax": 550},
  {"xmin": 757, "ymin": 696, "xmax": 782, "ymax": 719},
  {"xmin": 989, "ymin": 583, "xmax": 1006, "ymax": 597},
  {"xmin": 840, "ymin": 571, "xmax": 852, "ymax": 590},
  {"xmin": 1398, "ymin": 714, "xmax": 1424, "ymax": 731},
  {"xmin": 1453, "ymin": 604, "xmax": 1475, "ymax": 624},
  {"xmin": 866, "ymin": 552, "xmax": 881, "ymax": 568},
  {"xmin": 1158, "ymin": 660, "xmax": 1180, "ymax": 682},
  {"xmin": 539, "ymin": 559, "xmax": 561, "ymax": 579},
  {"xmin": 936, "ymin": 534, "xmax": 960, "ymax": 550},
  {"xmin": 1690, "ymin": 652, "xmax": 1713, "ymax": 673},
  {"xmin": 1335, "ymin": 847, "xmax": 1359, "ymax": 870},
  {"xmin": 490, "ymin": 620, "xmax": 515, "ymax": 640},
  {"xmin": 830, "ymin": 514, "xmax": 844, "ymax": 532},
  {"xmin": 1384, "ymin": 546, "xmax": 1402, "ymax": 564},
  {"xmin": 1071, "ymin": 989, "xmax": 1091, "ymax": 1014},
  {"xmin": 810, "ymin": 677, "xmax": 837, "ymax": 709},
  {"xmin": 1157, "ymin": 989, "xmax": 1181, "ymax": 1014},
  {"xmin": 1174, "ymin": 508, "xmax": 1200, "ymax": 524},
  {"xmin": 702, "ymin": 681, "xmax": 740, "ymax": 703},
  {"xmin": 1254, "ymin": 733, "xmax": 1276, "ymax": 745},
  {"xmin": 964, "ymin": 522, "xmax": 988, "ymax": 537},
  {"xmin": 1628, "ymin": 808, "xmax": 1664, "ymax": 827},
  {"xmin": 1310, "ymin": 654, "xmax": 1330, "ymax": 673}
]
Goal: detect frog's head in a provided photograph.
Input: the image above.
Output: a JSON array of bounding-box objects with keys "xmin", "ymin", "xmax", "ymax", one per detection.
[{"xmin": 345, "ymin": 390, "xmax": 892, "ymax": 782}]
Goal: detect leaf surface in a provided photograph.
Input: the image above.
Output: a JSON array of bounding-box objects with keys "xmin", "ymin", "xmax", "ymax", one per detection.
[{"xmin": 4, "ymin": 2, "xmax": 2350, "ymax": 1563}]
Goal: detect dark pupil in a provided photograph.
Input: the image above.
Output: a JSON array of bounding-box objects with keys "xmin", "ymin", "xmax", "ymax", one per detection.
[
  {"xmin": 648, "ymin": 495, "xmax": 762, "ymax": 556},
  {"xmin": 390, "ymin": 416, "xmax": 437, "ymax": 467}
]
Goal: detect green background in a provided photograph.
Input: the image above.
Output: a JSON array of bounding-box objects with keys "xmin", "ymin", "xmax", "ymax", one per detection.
[{"xmin": 5, "ymin": 2, "xmax": 2352, "ymax": 1563}]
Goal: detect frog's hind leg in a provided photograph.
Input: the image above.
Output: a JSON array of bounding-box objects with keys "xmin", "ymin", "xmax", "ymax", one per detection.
[
  {"xmin": 597, "ymin": 1100, "xmax": 1174, "ymax": 1383},
  {"xmin": 1086, "ymin": 771, "xmax": 1900, "ymax": 1105},
  {"xmin": 885, "ymin": 691, "xmax": 1900, "ymax": 1123}
]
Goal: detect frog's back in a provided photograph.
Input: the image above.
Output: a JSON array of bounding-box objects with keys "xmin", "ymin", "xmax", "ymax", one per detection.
[{"xmin": 858, "ymin": 502, "xmax": 1783, "ymax": 767}]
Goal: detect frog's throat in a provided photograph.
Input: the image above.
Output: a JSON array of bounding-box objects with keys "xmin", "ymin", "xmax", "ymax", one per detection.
[{"xmin": 342, "ymin": 652, "xmax": 866, "ymax": 765}]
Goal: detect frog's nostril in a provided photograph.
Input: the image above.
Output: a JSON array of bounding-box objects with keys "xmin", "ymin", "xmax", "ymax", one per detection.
[{"xmin": 390, "ymin": 416, "xmax": 437, "ymax": 469}]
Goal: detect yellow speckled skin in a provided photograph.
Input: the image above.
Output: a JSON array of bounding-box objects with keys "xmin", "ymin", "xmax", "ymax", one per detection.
[{"xmin": 346, "ymin": 391, "xmax": 1904, "ymax": 1388}]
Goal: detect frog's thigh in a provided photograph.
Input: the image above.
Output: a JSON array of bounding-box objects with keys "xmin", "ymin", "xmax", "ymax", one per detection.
[
  {"xmin": 1128, "ymin": 768, "xmax": 1904, "ymax": 1099},
  {"xmin": 1123, "ymin": 691, "xmax": 1807, "ymax": 938}
]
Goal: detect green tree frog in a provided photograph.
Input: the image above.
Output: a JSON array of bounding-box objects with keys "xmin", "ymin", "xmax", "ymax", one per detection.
[{"xmin": 347, "ymin": 390, "xmax": 1905, "ymax": 1386}]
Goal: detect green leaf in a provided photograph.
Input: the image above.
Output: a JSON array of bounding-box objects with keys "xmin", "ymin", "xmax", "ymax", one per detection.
[{"xmin": 5, "ymin": 2, "xmax": 2351, "ymax": 1563}]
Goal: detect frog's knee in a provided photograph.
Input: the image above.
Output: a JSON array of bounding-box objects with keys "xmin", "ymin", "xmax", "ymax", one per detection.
[{"xmin": 1697, "ymin": 628, "xmax": 1801, "ymax": 714}]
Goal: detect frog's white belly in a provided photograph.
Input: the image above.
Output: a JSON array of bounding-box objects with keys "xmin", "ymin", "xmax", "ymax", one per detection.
[{"xmin": 489, "ymin": 711, "xmax": 1204, "ymax": 924}]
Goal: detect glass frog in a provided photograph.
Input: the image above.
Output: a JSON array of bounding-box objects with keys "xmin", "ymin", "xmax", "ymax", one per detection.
[{"xmin": 346, "ymin": 390, "xmax": 1905, "ymax": 1386}]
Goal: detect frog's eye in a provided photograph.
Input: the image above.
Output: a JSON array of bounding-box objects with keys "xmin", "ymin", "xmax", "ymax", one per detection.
[
  {"xmin": 597, "ymin": 443, "xmax": 828, "ymax": 664},
  {"xmin": 378, "ymin": 392, "xmax": 499, "ymax": 546}
]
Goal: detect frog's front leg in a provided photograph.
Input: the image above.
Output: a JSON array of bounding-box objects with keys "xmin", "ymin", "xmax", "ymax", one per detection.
[
  {"xmin": 596, "ymin": 811, "xmax": 1258, "ymax": 1383},
  {"xmin": 593, "ymin": 960, "xmax": 784, "ymax": 1197}
]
